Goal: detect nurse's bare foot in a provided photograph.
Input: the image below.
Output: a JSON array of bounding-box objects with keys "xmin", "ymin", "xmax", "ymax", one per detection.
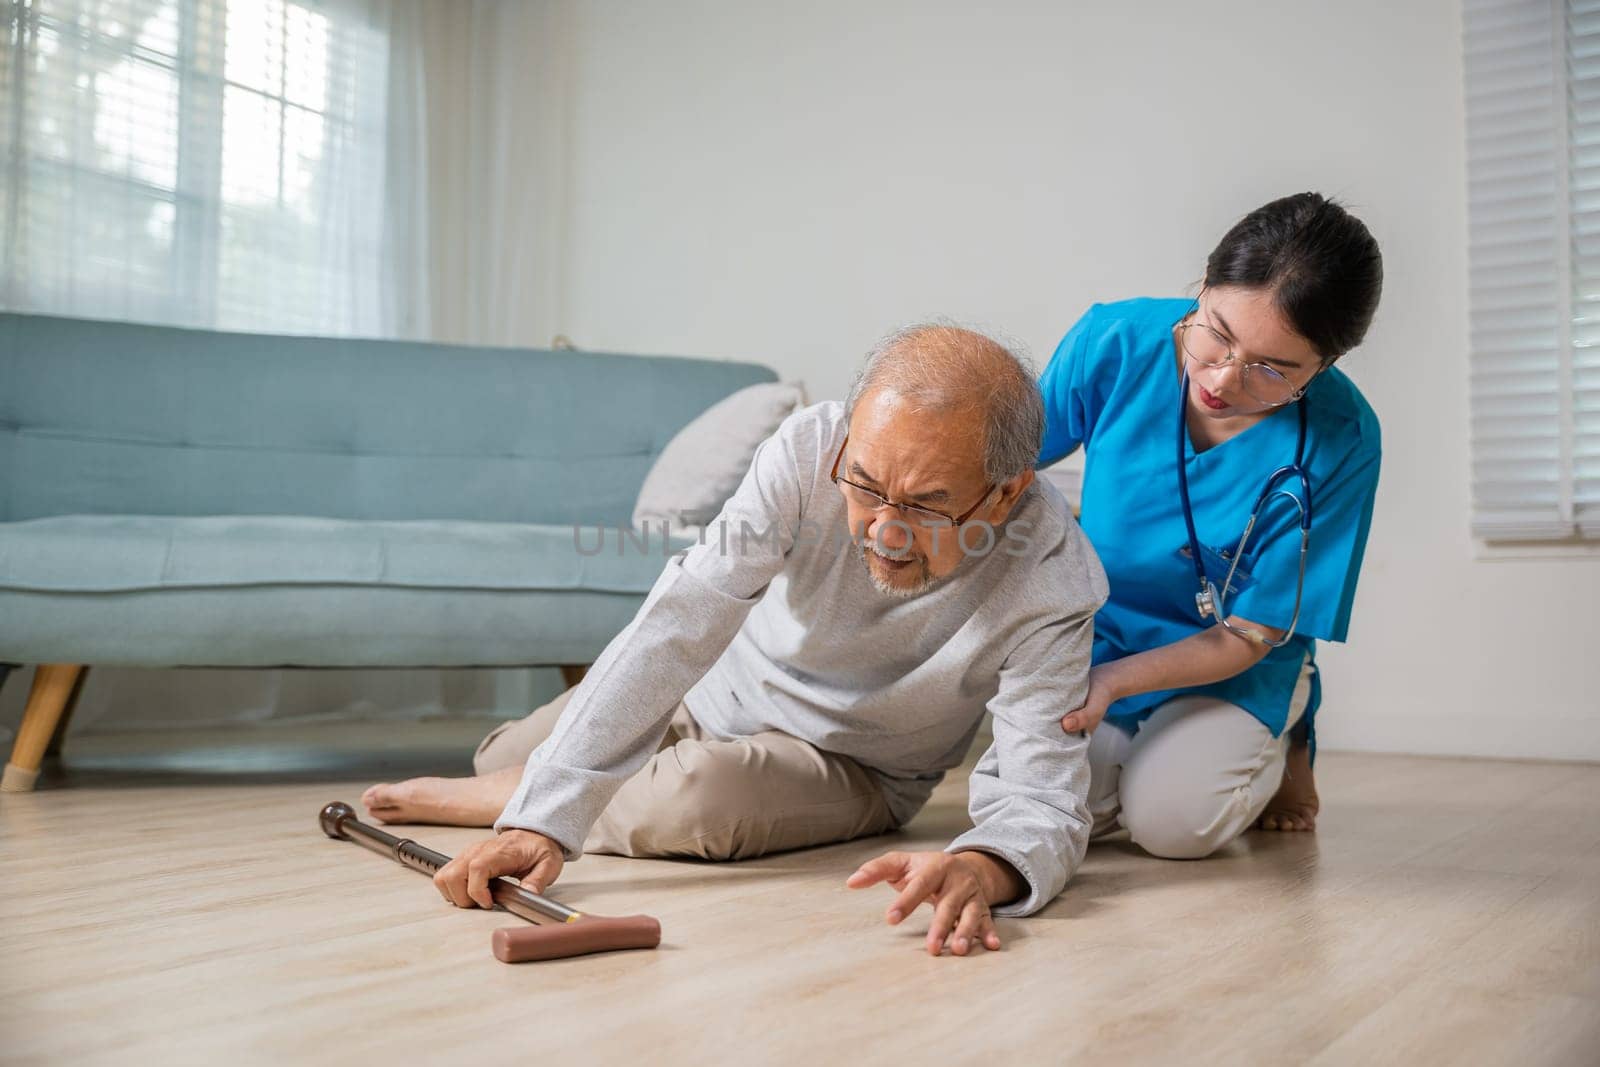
[
  {"xmin": 361, "ymin": 767, "xmax": 523, "ymax": 827},
  {"xmin": 1257, "ymin": 741, "xmax": 1319, "ymax": 831}
]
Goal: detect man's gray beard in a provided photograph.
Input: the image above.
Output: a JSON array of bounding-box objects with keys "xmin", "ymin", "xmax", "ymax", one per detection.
[{"xmin": 858, "ymin": 543, "xmax": 934, "ymax": 598}]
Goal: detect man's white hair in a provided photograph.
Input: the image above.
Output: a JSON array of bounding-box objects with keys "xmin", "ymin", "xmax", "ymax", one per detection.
[{"xmin": 843, "ymin": 322, "xmax": 1044, "ymax": 484}]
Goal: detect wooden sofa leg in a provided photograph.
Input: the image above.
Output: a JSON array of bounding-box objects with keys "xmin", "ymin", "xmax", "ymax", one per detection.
[
  {"xmin": 45, "ymin": 666, "xmax": 90, "ymax": 759},
  {"xmin": 559, "ymin": 664, "xmax": 590, "ymax": 689},
  {"xmin": 2, "ymin": 665, "xmax": 86, "ymax": 793}
]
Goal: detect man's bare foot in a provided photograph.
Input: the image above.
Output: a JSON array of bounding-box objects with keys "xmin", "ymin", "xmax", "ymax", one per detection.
[
  {"xmin": 1257, "ymin": 742, "xmax": 1319, "ymax": 832},
  {"xmin": 361, "ymin": 766, "xmax": 523, "ymax": 827}
]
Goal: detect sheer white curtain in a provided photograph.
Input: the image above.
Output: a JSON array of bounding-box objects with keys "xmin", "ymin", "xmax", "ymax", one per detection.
[
  {"xmin": 0, "ymin": 0, "xmax": 570, "ymax": 736},
  {"xmin": 404, "ymin": 0, "xmax": 567, "ymax": 348},
  {"xmin": 0, "ymin": 0, "xmax": 396, "ymax": 334}
]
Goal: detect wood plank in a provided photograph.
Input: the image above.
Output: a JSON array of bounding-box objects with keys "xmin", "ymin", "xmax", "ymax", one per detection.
[{"xmin": 1, "ymin": 744, "xmax": 1596, "ymax": 1065}]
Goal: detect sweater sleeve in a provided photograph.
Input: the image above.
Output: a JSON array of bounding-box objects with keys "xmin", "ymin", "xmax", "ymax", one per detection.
[
  {"xmin": 493, "ymin": 407, "xmax": 826, "ymax": 856},
  {"xmin": 945, "ymin": 536, "xmax": 1107, "ymax": 916}
]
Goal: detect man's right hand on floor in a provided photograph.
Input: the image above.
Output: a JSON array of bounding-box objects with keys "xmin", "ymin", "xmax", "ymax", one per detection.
[{"xmin": 434, "ymin": 828, "xmax": 566, "ymax": 909}]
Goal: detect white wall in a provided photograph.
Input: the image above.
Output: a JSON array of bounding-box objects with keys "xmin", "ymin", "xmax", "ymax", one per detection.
[{"xmin": 523, "ymin": 0, "xmax": 1599, "ymax": 761}]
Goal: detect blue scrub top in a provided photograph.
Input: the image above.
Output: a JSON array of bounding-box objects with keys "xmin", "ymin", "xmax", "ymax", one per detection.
[{"xmin": 1039, "ymin": 298, "xmax": 1382, "ymax": 739}]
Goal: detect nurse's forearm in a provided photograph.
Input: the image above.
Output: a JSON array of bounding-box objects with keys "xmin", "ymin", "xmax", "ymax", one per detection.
[{"xmin": 1099, "ymin": 618, "xmax": 1275, "ymax": 701}]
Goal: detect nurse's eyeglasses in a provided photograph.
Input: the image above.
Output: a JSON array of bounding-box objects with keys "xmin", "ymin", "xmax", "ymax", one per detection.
[
  {"xmin": 1176, "ymin": 313, "xmax": 1310, "ymax": 408},
  {"xmin": 830, "ymin": 435, "xmax": 995, "ymax": 529}
]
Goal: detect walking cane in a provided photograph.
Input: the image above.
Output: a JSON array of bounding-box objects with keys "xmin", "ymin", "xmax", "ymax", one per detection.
[{"xmin": 319, "ymin": 802, "xmax": 661, "ymax": 962}]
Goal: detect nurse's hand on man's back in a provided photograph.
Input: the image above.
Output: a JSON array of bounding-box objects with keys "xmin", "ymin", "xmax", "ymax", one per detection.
[{"xmin": 1060, "ymin": 664, "xmax": 1120, "ymax": 734}]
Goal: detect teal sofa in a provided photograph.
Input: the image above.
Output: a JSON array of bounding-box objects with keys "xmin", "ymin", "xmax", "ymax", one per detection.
[{"xmin": 0, "ymin": 312, "xmax": 776, "ymax": 790}]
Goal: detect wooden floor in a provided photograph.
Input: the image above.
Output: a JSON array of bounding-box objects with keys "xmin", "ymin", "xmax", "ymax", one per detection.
[{"xmin": 1, "ymin": 724, "xmax": 1597, "ymax": 1066}]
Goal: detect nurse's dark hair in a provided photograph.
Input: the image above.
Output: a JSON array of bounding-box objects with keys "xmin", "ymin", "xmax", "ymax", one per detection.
[{"xmin": 1204, "ymin": 192, "xmax": 1383, "ymax": 362}]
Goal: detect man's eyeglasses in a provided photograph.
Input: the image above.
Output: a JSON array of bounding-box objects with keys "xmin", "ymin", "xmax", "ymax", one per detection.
[{"xmin": 829, "ymin": 435, "xmax": 995, "ymax": 529}]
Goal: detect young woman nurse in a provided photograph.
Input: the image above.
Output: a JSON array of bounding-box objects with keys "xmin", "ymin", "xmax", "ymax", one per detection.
[{"xmin": 1038, "ymin": 193, "xmax": 1383, "ymax": 858}]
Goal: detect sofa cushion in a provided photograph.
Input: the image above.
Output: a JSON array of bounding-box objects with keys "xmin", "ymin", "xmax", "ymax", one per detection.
[
  {"xmin": 0, "ymin": 515, "xmax": 688, "ymax": 593},
  {"xmin": 0, "ymin": 515, "xmax": 697, "ymax": 667},
  {"xmin": 0, "ymin": 312, "xmax": 778, "ymax": 526},
  {"xmin": 0, "ymin": 585, "xmax": 652, "ymax": 668}
]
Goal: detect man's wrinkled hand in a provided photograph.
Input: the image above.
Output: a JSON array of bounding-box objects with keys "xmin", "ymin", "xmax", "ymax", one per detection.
[
  {"xmin": 845, "ymin": 850, "xmax": 1006, "ymax": 956},
  {"xmin": 433, "ymin": 829, "xmax": 565, "ymax": 910}
]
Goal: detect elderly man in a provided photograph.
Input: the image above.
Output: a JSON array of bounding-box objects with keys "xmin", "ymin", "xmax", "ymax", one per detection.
[{"xmin": 363, "ymin": 324, "xmax": 1107, "ymax": 956}]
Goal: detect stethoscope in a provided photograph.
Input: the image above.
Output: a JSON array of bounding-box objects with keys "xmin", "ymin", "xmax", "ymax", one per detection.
[{"xmin": 1175, "ymin": 370, "xmax": 1312, "ymax": 647}]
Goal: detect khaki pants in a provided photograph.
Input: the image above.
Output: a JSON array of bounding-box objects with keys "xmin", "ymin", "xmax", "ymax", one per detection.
[
  {"xmin": 474, "ymin": 687, "xmax": 897, "ymax": 860},
  {"xmin": 1087, "ymin": 658, "xmax": 1315, "ymax": 859}
]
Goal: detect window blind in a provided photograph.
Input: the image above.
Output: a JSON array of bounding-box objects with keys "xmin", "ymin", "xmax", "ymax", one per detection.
[
  {"xmin": 1466, "ymin": 0, "xmax": 1600, "ymax": 540},
  {"xmin": 1465, "ymin": 0, "xmax": 1570, "ymax": 539},
  {"xmin": 1568, "ymin": 0, "xmax": 1600, "ymax": 534}
]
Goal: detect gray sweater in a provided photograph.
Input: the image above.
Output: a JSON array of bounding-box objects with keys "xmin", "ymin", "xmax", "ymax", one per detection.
[{"xmin": 496, "ymin": 401, "xmax": 1108, "ymax": 916}]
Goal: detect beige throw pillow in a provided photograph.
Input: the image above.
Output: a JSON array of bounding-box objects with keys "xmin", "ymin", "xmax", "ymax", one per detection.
[{"xmin": 632, "ymin": 381, "xmax": 809, "ymax": 537}]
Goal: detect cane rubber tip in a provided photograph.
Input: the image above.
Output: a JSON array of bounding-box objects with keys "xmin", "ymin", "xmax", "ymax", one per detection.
[{"xmin": 319, "ymin": 801, "xmax": 357, "ymax": 838}]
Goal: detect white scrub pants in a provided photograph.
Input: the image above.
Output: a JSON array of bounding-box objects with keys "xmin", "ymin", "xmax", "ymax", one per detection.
[{"xmin": 1088, "ymin": 659, "xmax": 1314, "ymax": 859}]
